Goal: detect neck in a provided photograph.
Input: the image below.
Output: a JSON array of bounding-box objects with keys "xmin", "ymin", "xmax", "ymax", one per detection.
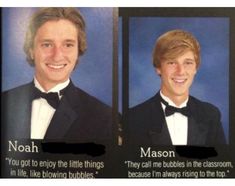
[
  {"xmin": 160, "ymin": 91, "xmax": 189, "ymax": 107},
  {"xmin": 34, "ymin": 77, "xmax": 68, "ymax": 92},
  {"xmin": 171, "ymin": 97, "xmax": 188, "ymax": 106},
  {"xmin": 37, "ymin": 80, "xmax": 57, "ymax": 92}
]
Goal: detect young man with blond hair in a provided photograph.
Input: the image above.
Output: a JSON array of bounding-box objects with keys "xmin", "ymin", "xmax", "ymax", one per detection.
[{"xmin": 126, "ymin": 29, "xmax": 225, "ymax": 146}]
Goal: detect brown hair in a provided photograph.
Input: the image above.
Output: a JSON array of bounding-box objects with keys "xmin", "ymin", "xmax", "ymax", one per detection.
[
  {"xmin": 24, "ymin": 7, "xmax": 87, "ymax": 66},
  {"xmin": 152, "ymin": 29, "xmax": 200, "ymax": 69}
]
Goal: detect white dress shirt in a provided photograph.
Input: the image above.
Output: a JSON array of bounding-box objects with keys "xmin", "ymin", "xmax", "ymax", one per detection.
[
  {"xmin": 30, "ymin": 78, "xmax": 70, "ymax": 139},
  {"xmin": 160, "ymin": 91, "xmax": 189, "ymax": 145}
]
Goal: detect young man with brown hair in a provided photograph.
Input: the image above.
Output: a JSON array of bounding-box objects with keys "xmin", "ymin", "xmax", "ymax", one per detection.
[{"xmin": 2, "ymin": 8, "xmax": 112, "ymax": 143}]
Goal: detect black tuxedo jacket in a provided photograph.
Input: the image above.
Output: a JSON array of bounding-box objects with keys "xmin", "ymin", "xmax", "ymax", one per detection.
[
  {"xmin": 125, "ymin": 92, "xmax": 226, "ymax": 146},
  {"xmin": 2, "ymin": 81, "xmax": 113, "ymax": 143}
]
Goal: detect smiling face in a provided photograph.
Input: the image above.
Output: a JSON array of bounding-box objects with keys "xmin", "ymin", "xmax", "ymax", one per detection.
[
  {"xmin": 30, "ymin": 19, "xmax": 79, "ymax": 91},
  {"xmin": 156, "ymin": 50, "xmax": 197, "ymax": 105}
]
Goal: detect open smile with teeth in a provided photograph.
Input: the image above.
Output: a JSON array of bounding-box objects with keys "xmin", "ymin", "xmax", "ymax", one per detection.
[
  {"xmin": 46, "ymin": 63, "xmax": 67, "ymax": 70},
  {"xmin": 172, "ymin": 78, "xmax": 187, "ymax": 84}
]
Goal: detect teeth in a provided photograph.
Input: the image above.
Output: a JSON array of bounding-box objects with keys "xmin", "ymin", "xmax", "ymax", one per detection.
[
  {"xmin": 47, "ymin": 64, "xmax": 66, "ymax": 69},
  {"xmin": 173, "ymin": 79, "xmax": 186, "ymax": 83}
]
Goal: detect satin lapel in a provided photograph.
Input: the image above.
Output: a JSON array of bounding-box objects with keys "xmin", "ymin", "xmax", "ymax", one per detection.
[
  {"xmin": 187, "ymin": 97, "xmax": 207, "ymax": 145},
  {"xmin": 44, "ymin": 83, "xmax": 78, "ymax": 140},
  {"xmin": 148, "ymin": 93, "xmax": 172, "ymax": 145},
  {"xmin": 44, "ymin": 96, "xmax": 77, "ymax": 140}
]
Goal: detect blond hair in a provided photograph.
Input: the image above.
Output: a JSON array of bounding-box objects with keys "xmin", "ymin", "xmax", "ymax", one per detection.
[{"xmin": 153, "ymin": 29, "xmax": 200, "ymax": 69}]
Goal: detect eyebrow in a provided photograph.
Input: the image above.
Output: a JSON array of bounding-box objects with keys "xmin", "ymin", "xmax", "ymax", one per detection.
[
  {"xmin": 39, "ymin": 39, "xmax": 53, "ymax": 43},
  {"xmin": 64, "ymin": 39, "xmax": 77, "ymax": 43},
  {"xmin": 184, "ymin": 58, "xmax": 195, "ymax": 61},
  {"xmin": 38, "ymin": 39, "xmax": 77, "ymax": 43}
]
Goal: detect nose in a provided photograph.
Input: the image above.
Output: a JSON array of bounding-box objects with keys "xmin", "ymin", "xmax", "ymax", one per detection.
[
  {"xmin": 175, "ymin": 63, "xmax": 185, "ymax": 75},
  {"xmin": 52, "ymin": 46, "xmax": 64, "ymax": 62}
]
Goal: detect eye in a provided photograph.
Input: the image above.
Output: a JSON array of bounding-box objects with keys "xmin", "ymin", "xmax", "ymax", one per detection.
[
  {"xmin": 64, "ymin": 43, "xmax": 75, "ymax": 48},
  {"xmin": 41, "ymin": 43, "xmax": 53, "ymax": 48},
  {"xmin": 167, "ymin": 61, "xmax": 176, "ymax": 65},
  {"xmin": 66, "ymin": 43, "xmax": 74, "ymax": 48},
  {"xmin": 185, "ymin": 61, "xmax": 194, "ymax": 65}
]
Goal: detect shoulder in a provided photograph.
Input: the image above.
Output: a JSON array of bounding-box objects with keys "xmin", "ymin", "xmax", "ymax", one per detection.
[
  {"xmin": 189, "ymin": 96, "xmax": 221, "ymax": 116},
  {"xmin": 2, "ymin": 82, "xmax": 33, "ymax": 99},
  {"xmin": 3, "ymin": 82, "xmax": 32, "ymax": 93},
  {"xmin": 130, "ymin": 94, "xmax": 159, "ymax": 113},
  {"xmin": 67, "ymin": 85, "xmax": 113, "ymax": 140},
  {"xmin": 128, "ymin": 94, "xmax": 160, "ymax": 121},
  {"xmin": 67, "ymin": 84, "xmax": 112, "ymax": 113}
]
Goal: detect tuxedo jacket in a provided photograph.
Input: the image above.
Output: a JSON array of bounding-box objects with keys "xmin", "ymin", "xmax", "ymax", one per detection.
[
  {"xmin": 2, "ymin": 81, "xmax": 113, "ymax": 143},
  {"xmin": 125, "ymin": 92, "xmax": 226, "ymax": 146}
]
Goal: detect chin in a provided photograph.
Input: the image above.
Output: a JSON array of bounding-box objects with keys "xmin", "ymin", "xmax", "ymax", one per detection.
[
  {"xmin": 49, "ymin": 78, "xmax": 67, "ymax": 84},
  {"xmin": 174, "ymin": 91, "xmax": 189, "ymax": 97}
]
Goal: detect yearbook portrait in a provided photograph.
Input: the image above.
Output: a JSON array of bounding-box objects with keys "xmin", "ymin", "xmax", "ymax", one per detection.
[
  {"xmin": 126, "ymin": 17, "xmax": 229, "ymax": 146},
  {"xmin": 119, "ymin": 8, "xmax": 235, "ymax": 178},
  {"xmin": 2, "ymin": 7, "xmax": 115, "ymax": 144}
]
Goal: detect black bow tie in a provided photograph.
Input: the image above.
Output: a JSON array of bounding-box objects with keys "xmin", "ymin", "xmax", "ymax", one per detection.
[
  {"xmin": 160, "ymin": 96, "xmax": 191, "ymax": 117},
  {"xmin": 33, "ymin": 86, "xmax": 67, "ymax": 109}
]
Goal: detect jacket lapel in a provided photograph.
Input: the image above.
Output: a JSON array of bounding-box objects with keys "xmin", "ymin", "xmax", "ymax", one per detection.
[
  {"xmin": 187, "ymin": 97, "xmax": 207, "ymax": 145},
  {"xmin": 147, "ymin": 94, "xmax": 209, "ymax": 146},
  {"xmin": 44, "ymin": 82, "xmax": 78, "ymax": 140},
  {"xmin": 148, "ymin": 93, "xmax": 172, "ymax": 145}
]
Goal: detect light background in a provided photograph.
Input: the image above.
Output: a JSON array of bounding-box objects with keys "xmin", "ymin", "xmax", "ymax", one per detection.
[
  {"xmin": 2, "ymin": 8, "xmax": 113, "ymax": 107},
  {"xmin": 128, "ymin": 17, "xmax": 229, "ymax": 141}
]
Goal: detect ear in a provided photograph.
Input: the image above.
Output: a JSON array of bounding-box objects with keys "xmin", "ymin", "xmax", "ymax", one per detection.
[
  {"xmin": 73, "ymin": 58, "xmax": 80, "ymax": 70},
  {"xmin": 155, "ymin": 67, "xmax": 161, "ymax": 76},
  {"xmin": 194, "ymin": 66, "xmax": 198, "ymax": 75},
  {"xmin": 29, "ymin": 49, "xmax": 34, "ymax": 60}
]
